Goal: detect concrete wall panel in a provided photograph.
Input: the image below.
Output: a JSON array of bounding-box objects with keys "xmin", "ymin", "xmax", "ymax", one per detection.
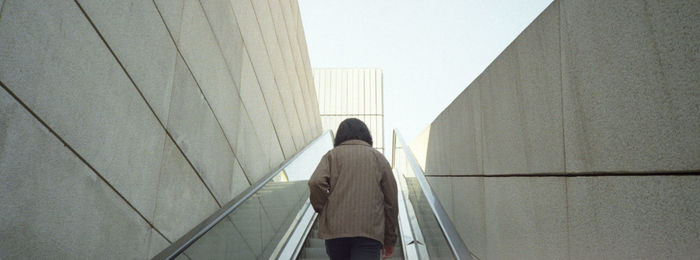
[
  {"xmin": 177, "ymin": 0, "xmax": 274, "ymax": 184},
  {"xmin": 0, "ymin": 89, "xmax": 156, "ymax": 259},
  {"xmin": 480, "ymin": 2, "xmax": 564, "ymax": 175},
  {"xmin": 233, "ymin": 111, "xmax": 273, "ymax": 182},
  {"xmin": 409, "ymin": 125, "xmax": 431, "ymax": 171},
  {"xmin": 232, "ymin": 0, "xmax": 298, "ymax": 156},
  {"xmin": 426, "ymin": 177, "xmax": 453, "ymax": 217},
  {"xmin": 166, "ymin": 54, "xmax": 247, "ymax": 204},
  {"xmin": 291, "ymin": 1, "xmax": 323, "ymax": 136},
  {"xmin": 153, "ymin": 0, "xmax": 185, "ymax": 42},
  {"xmin": 452, "ymin": 177, "xmax": 486, "ymax": 260},
  {"xmin": 0, "ymin": 0, "xmax": 165, "ymax": 218},
  {"xmin": 76, "ymin": 0, "xmax": 177, "ymax": 122},
  {"xmin": 298, "ymin": 22, "xmax": 322, "ymax": 133},
  {"xmin": 199, "ymin": 0, "xmax": 245, "ymax": 89},
  {"xmin": 0, "ymin": 0, "xmax": 339, "ymax": 256},
  {"xmin": 178, "ymin": 0, "xmax": 243, "ymax": 154},
  {"xmin": 152, "ymin": 138, "xmax": 220, "ymax": 241},
  {"xmin": 251, "ymin": 0, "xmax": 308, "ymax": 146},
  {"xmin": 425, "ymin": 84, "xmax": 482, "ymax": 175},
  {"xmin": 268, "ymin": 0, "xmax": 314, "ymax": 143},
  {"xmin": 240, "ymin": 51, "xmax": 285, "ymax": 168},
  {"xmin": 425, "ymin": 176, "xmax": 486, "ymax": 259},
  {"xmin": 561, "ymin": 0, "xmax": 700, "ymax": 173},
  {"xmin": 567, "ymin": 176, "xmax": 700, "ymax": 259},
  {"xmin": 410, "ymin": 0, "xmax": 699, "ymax": 258},
  {"xmin": 484, "ymin": 177, "xmax": 568, "ymax": 260}
]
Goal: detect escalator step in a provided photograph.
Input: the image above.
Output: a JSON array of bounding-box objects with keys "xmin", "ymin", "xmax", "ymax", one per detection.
[
  {"xmin": 308, "ymin": 238, "xmax": 324, "ymax": 248},
  {"xmin": 302, "ymin": 248, "xmax": 327, "ymax": 258}
]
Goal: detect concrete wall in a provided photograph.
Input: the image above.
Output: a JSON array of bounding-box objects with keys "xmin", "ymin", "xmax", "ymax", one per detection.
[
  {"xmin": 409, "ymin": 0, "xmax": 700, "ymax": 259},
  {"xmin": 0, "ymin": 0, "xmax": 321, "ymax": 258}
]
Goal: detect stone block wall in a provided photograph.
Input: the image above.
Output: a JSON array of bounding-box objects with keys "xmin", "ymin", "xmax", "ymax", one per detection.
[
  {"xmin": 0, "ymin": 0, "xmax": 321, "ymax": 258},
  {"xmin": 409, "ymin": 0, "xmax": 700, "ymax": 259}
]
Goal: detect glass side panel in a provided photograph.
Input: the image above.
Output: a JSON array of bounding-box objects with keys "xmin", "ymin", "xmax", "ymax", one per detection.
[
  {"xmin": 394, "ymin": 144, "xmax": 455, "ymax": 260},
  {"xmin": 182, "ymin": 131, "xmax": 333, "ymax": 259}
]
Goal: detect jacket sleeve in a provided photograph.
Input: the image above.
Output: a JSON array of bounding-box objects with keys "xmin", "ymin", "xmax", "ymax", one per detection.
[
  {"xmin": 308, "ymin": 152, "xmax": 331, "ymax": 212},
  {"xmin": 379, "ymin": 154, "xmax": 399, "ymax": 246}
]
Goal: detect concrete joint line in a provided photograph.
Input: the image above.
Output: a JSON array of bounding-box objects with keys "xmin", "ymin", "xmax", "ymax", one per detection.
[
  {"xmin": 0, "ymin": 81, "xmax": 172, "ymax": 244},
  {"xmin": 74, "ymin": 0, "xmax": 223, "ymax": 207},
  {"xmin": 248, "ymin": 0, "xmax": 304, "ymax": 148},
  {"xmin": 424, "ymin": 171, "xmax": 700, "ymax": 178}
]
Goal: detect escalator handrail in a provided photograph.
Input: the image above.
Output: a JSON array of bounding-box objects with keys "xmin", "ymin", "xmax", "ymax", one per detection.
[
  {"xmin": 153, "ymin": 130, "xmax": 334, "ymax": 260},
  {"xmin": 392, "ymin": 129, "xmax": 473, "ymax": 260}
]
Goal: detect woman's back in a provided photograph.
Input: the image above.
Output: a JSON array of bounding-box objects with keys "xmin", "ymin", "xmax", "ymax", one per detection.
[
  {"xmin": 312, "ymin": 140, "xmax": 395, "ymax": 244},
  {"xmin": 308, "ymin": 118, "xmax": 398, "ymax": 259}
]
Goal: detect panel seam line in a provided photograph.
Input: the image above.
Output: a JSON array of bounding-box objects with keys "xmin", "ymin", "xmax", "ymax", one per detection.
[
  {"xmin": 75, "ymin": 0, "xmax": 223, "ymax": 208},
  {"xmin": 0, "ymin": 80, "xmax": 172, "ymax": 244}
]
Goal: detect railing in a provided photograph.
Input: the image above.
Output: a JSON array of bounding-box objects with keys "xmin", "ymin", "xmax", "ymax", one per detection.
[
  {"xmin": 392, "ymin": 129, "xmax": 473, "ymax": 260},
  {"xmin": 153, "ymin": 130, "xmax": 333, "ymax": 260}
]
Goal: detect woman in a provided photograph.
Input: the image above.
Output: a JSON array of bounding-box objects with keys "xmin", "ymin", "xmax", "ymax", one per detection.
[{"xmin": 308, "ymin": 118, "xmax": 399, "ymax": 260}]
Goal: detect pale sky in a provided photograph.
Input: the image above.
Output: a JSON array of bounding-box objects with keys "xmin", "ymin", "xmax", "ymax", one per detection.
[{"xmin": 299, "ymin": 0, "xmax": 553, "ymax": 156}]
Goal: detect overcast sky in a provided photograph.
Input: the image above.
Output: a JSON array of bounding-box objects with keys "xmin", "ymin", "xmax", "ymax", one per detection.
[{"xmin": 299, "ymin": 0, "xmax": 553, "ymax": 155}]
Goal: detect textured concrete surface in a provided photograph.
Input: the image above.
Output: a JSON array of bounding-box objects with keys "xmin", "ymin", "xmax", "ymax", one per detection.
[
  {"xmin": 232, "ymin": 0, "xmax": 299, "ymax": 156},
  {"xmin": 409, "ymin": 0, "xmax": 700, "ymax": 258},
  {"xmin": 481, "ymin": 2, "xmax": 564, "ymax": 175},
  {"xmin": 567, "ymin": 176, "xmax": 700, "ymax": 259},
  {"xmin": 409, "ymin": 125, "xmax": 431, "ymax": 171},
  {"xmin": 561, "ymin": 0, "xmax": 700, "ymax": 173},
  {"xmin": 426, "ymin": 84, "xmax": 482, "ymax": 175},
  {"xmin": 426, "ymin": 177, "xmax": 453, "ymax": 217},
  {"xmin": 1, "ymin": 0, "xmax": 320, "ymax": 257},
  {"xmin": 251, "ymin": 0, "xmax": 309, "ymax": 144},
  {"xmin": 233, "ymin": 112, "xmax": 273, "ymax": 183},
  {"xmin": 0, "ymin": 0, "xmax": 165, "ymax": 218},
  {"xmin": 153, "ymin": 0, "xmax": 185, "ymax": 42},
  {"xmin": 178, "ymin": 0, "xmax": 244, "ymax": 153},
  {"xmin": 484, "ymin": 177, "xmax": 568, "ymax": 260},
  {"xmin": 177, "ymin": 0, "xmax": 273, "ymax": 183},
  {"xmin": 425, "ymin": 177, "xmax": 487, "ymax": 259},
  {"xmin": 298, "ymin": 21, "xmax": 323, "ymax": 135},
  {"xmin": 152, "ymin": 137, "xmax": 220, "ymax": 241},
  {"xmin": 198, "ymin": 0, "xmax": 245, "ymax": 90},
  {"xmin": 451, "ymin": 177, "xmax": 486, "ymax": 260},
  {"xmin": 166, "ymin": 54, "xmax": 247, "ymax": 203},
  {"xmin": 240, "ymin": 51, "xmax": 286, "ymax": 166},
  {"xmin": 76, "ymin": 0, "xmax": 177, "ymax": 123},
  {"xmin": 267, "ymin": 0, "xmax": 313, "ymax": 143},
  {"xmin": 292, "ymin": 4, "xmax": 322, "ymax": 139},
  {"xmin": 0, "ymin": 89, "xmax": 155, "ymax": 259}
]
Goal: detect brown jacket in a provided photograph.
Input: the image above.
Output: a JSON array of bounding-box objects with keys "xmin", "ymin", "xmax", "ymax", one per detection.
[{"xmin": 308, "ymin": 140, "xmax": 399, "ymax": 246}]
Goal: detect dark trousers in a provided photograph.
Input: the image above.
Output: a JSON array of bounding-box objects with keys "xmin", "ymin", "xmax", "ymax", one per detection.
[{"xmin": 325, "ymin": 237, "xmax": 382, "ymax": 260}]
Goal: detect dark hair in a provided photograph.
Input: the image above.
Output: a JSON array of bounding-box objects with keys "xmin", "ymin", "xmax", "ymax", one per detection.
[{"xmin": 334, "ymin": 118, "xmax": 373, "ymax": 147}]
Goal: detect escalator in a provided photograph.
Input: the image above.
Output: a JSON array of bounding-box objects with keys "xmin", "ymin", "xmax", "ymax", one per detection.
[{"xmin": 154, "ymin": 130, "xmax": 472, "ymax": 260}]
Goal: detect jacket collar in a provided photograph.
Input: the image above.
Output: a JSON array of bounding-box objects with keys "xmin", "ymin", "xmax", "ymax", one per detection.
[{"xmin": 339, "ymin": 139, "xmax": 371, "ymax": 147}]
